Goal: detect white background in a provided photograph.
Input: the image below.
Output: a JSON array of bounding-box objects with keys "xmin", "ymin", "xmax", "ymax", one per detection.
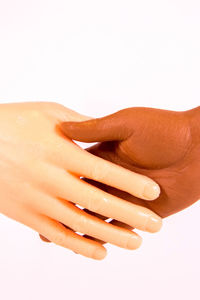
[{"xmin": 0, "ymin": 1, "xmax": 200, "ymax": 299}]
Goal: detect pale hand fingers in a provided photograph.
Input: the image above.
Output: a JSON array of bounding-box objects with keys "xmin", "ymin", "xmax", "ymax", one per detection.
[
  {"xmin": 29, "ymin": 211, "xmax": 107, "ymax": 260},
  {"xmin": 8, "ymin": 204, "xmax": 106, "ymax": 260},
  {"xmin": 43, "ymin": 166, "xmax": 162, "ymax": 232},
  {"xmin": 83, "ymin": 208, "xmax": 133, "ymax": 245},
  {"xmin": 39, "ymin": 215, "xmax": 133, "ymax": 244},
  {"xmin": 33, "ymin": 192, "xmax": 142, "ymax": 250},
  {"xmin": 83, "ymin": 219, "xmax": 134, "ymax": 245}
]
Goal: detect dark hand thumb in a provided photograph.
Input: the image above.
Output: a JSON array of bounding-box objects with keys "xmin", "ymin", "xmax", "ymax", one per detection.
[{"xmin": 60, "ymin": 111, "xmax": 130, "ymax": 142}]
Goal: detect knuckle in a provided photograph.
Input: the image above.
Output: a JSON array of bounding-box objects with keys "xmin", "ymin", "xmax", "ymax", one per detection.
[
  {"xmin": 52, "ymin": 231, "xmax": 67, "ymax": 246},
  {"xmin": 90, "ymin": 164, "xmax": 101, "ymax": 181},
  {"xmin": 71, "ymin": 214, "xmax": 87, "ymax": 233},
  {"xmin": 89, "ymin": 162, "xmax": 108, "ymax": 182},
  {"xmin": 85, "ymin": 188, "xmax": 108, "ymax": 213},
  {"xmin": 87, "ymin": 195, "xmax": 101, "ymax": 212}
]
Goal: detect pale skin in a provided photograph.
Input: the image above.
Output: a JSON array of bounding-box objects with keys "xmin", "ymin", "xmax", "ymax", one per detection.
[{"xmin": 0, "ymin": 102, "xmax": 162, "ymax": 260}]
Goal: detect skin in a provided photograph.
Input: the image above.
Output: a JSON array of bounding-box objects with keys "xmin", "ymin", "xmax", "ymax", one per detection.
[
  {"xmin": 54, "ymin": 106, "xmax": 200, "ymax": 245},
  {"xmin": 0, "ymin": 102, "xmax": 162, "ymax": 260}
]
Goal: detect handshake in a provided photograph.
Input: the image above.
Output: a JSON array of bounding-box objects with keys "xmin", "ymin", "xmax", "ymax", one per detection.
[{"xmin": 0, "ymin": 102, "xmax": 199, "ymax": 260}]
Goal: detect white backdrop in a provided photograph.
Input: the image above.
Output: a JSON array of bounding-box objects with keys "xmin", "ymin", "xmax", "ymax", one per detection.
[{"xmin": 0, "ymin": 1, "xmax": 199, "ymax": 300}]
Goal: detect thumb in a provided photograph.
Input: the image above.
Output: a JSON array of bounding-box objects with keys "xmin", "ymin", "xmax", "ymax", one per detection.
[{"xmin": 60, "ymin": 110, "xmax": 130, "ymax": 142}]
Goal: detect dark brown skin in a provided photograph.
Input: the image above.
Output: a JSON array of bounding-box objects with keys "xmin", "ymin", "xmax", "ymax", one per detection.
[{"xmin": 40, "ymin": 106, "xmax": 200, "ymax": 244}]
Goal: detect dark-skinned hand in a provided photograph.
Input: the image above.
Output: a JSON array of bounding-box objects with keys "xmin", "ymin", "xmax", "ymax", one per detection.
[{"xmin": 40, "ymin": 106, "xmax": 200, "ymax": 244}]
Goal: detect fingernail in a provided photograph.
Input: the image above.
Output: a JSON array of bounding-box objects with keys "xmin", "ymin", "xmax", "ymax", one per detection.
[
  {"xmin": 93, "ymin": 247, "xmax": 107, "ymax": 260},
  {"xmin": 143, "ymin": 183, "xmax": 160, "ymax": 200},
  {"xmin": 146, "ymin": 215, "xmax": 163, "ymax": 233},
  {"xmin": 127, "ymin": 235, "xmax": 142, "ymax": 250}
]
